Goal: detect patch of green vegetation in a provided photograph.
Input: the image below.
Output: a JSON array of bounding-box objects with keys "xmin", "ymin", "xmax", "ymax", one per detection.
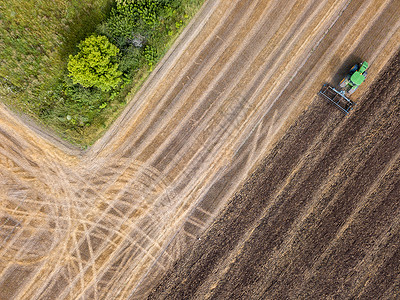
[
  {"xmin": 0, "ymin": 0, "xmax": 205, "ymax": 146},
  {"xmin": 67, "ymin": 35, "xmax": 122, "ymax": 91}
]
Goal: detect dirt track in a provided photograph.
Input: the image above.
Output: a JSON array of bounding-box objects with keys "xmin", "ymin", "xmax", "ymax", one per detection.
[{"xmin": 0, "ymin": 0, "xmax": 400, "ymax": 299}]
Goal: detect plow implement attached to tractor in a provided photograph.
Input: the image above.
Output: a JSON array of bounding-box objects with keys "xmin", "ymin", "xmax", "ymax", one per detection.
[{"xmin": 319, "ymin": 84, "xmax": 355, "ymax": 114}]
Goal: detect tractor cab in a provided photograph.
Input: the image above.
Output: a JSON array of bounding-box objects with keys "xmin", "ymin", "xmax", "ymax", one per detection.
[
  {"xmin": 340, "ymin": 61, "xmax": 368, "ymax": 95},
  {"xmin": 349, "ymin": 61, "xmax": 368, "ymax": 86}
]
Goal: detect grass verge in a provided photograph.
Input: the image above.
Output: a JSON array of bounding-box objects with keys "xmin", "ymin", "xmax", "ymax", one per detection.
[{"xmin": 0, "ymin": 0, "xmax": 205, "ymax": 147}]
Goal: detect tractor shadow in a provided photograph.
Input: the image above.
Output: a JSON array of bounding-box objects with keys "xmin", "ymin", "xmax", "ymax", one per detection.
[{"xmin": 332, "ymin": 54, "xmax": 364, "ymax": 87}]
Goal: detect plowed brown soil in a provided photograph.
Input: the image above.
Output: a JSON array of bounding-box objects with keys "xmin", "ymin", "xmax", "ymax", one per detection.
[
  {"xmin": 148, "ymin": 49, "xmax": 400, "ymax": 300},
  {"xmin": 1, "ymin": 0, "xmax": 400, "ymax": 299}
]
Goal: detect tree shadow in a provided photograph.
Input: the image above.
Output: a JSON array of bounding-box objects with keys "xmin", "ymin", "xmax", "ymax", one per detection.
[{"xmin": 59, "ymin": 1, "xmax": 115, "ymax": 60}]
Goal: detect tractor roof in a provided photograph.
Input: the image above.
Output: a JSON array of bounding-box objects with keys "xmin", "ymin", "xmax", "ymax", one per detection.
[{"xmin": 351, "ymin": 71, "xmax": 366, "ymax": 85}]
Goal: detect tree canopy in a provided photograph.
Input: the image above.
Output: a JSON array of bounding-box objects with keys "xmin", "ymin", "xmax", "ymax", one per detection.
[{"xmin": 67, "ymin": 35, "xmax": 122, "ymax": 91}]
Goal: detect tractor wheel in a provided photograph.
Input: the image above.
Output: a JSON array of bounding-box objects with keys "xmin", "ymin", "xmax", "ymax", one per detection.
[{"xmin": 349, "ymin": 64, "xmax": 358, "ymax": 73}]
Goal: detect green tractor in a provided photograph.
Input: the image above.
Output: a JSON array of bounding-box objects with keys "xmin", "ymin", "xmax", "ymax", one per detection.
[
  {"xmin": 319, "ymin": 61, "xmax": 369, "ymax": 114},
  {"xmin": 339, "ymin": 61, "xmax": 368, "ymax": 95}
]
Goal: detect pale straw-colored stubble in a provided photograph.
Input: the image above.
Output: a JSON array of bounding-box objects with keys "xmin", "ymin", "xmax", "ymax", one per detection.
[{"xmin": 1, "ymin": 0, "xmax": 400, "ymax": 298}]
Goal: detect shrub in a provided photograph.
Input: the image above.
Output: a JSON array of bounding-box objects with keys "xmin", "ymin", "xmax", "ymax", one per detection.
[
  {"xmin": 143, "ymin": 45, "xmax": 158, "ymax": 68},
  {"xmin": 118, "ymin": 47, "xmax": 144, "ymax": 76},
  {"xmin": 67, "ymin": 35, "xmax": 122, "ymax": 91},
  {"xmin": 101, "ymin": 0, "xmax": 172, "ymax": 44}
]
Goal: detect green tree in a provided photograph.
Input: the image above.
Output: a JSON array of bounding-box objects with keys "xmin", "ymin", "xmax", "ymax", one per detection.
[{"xmin": 67, "ymin": 35, "xmax": 122, "ymax": 91}]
